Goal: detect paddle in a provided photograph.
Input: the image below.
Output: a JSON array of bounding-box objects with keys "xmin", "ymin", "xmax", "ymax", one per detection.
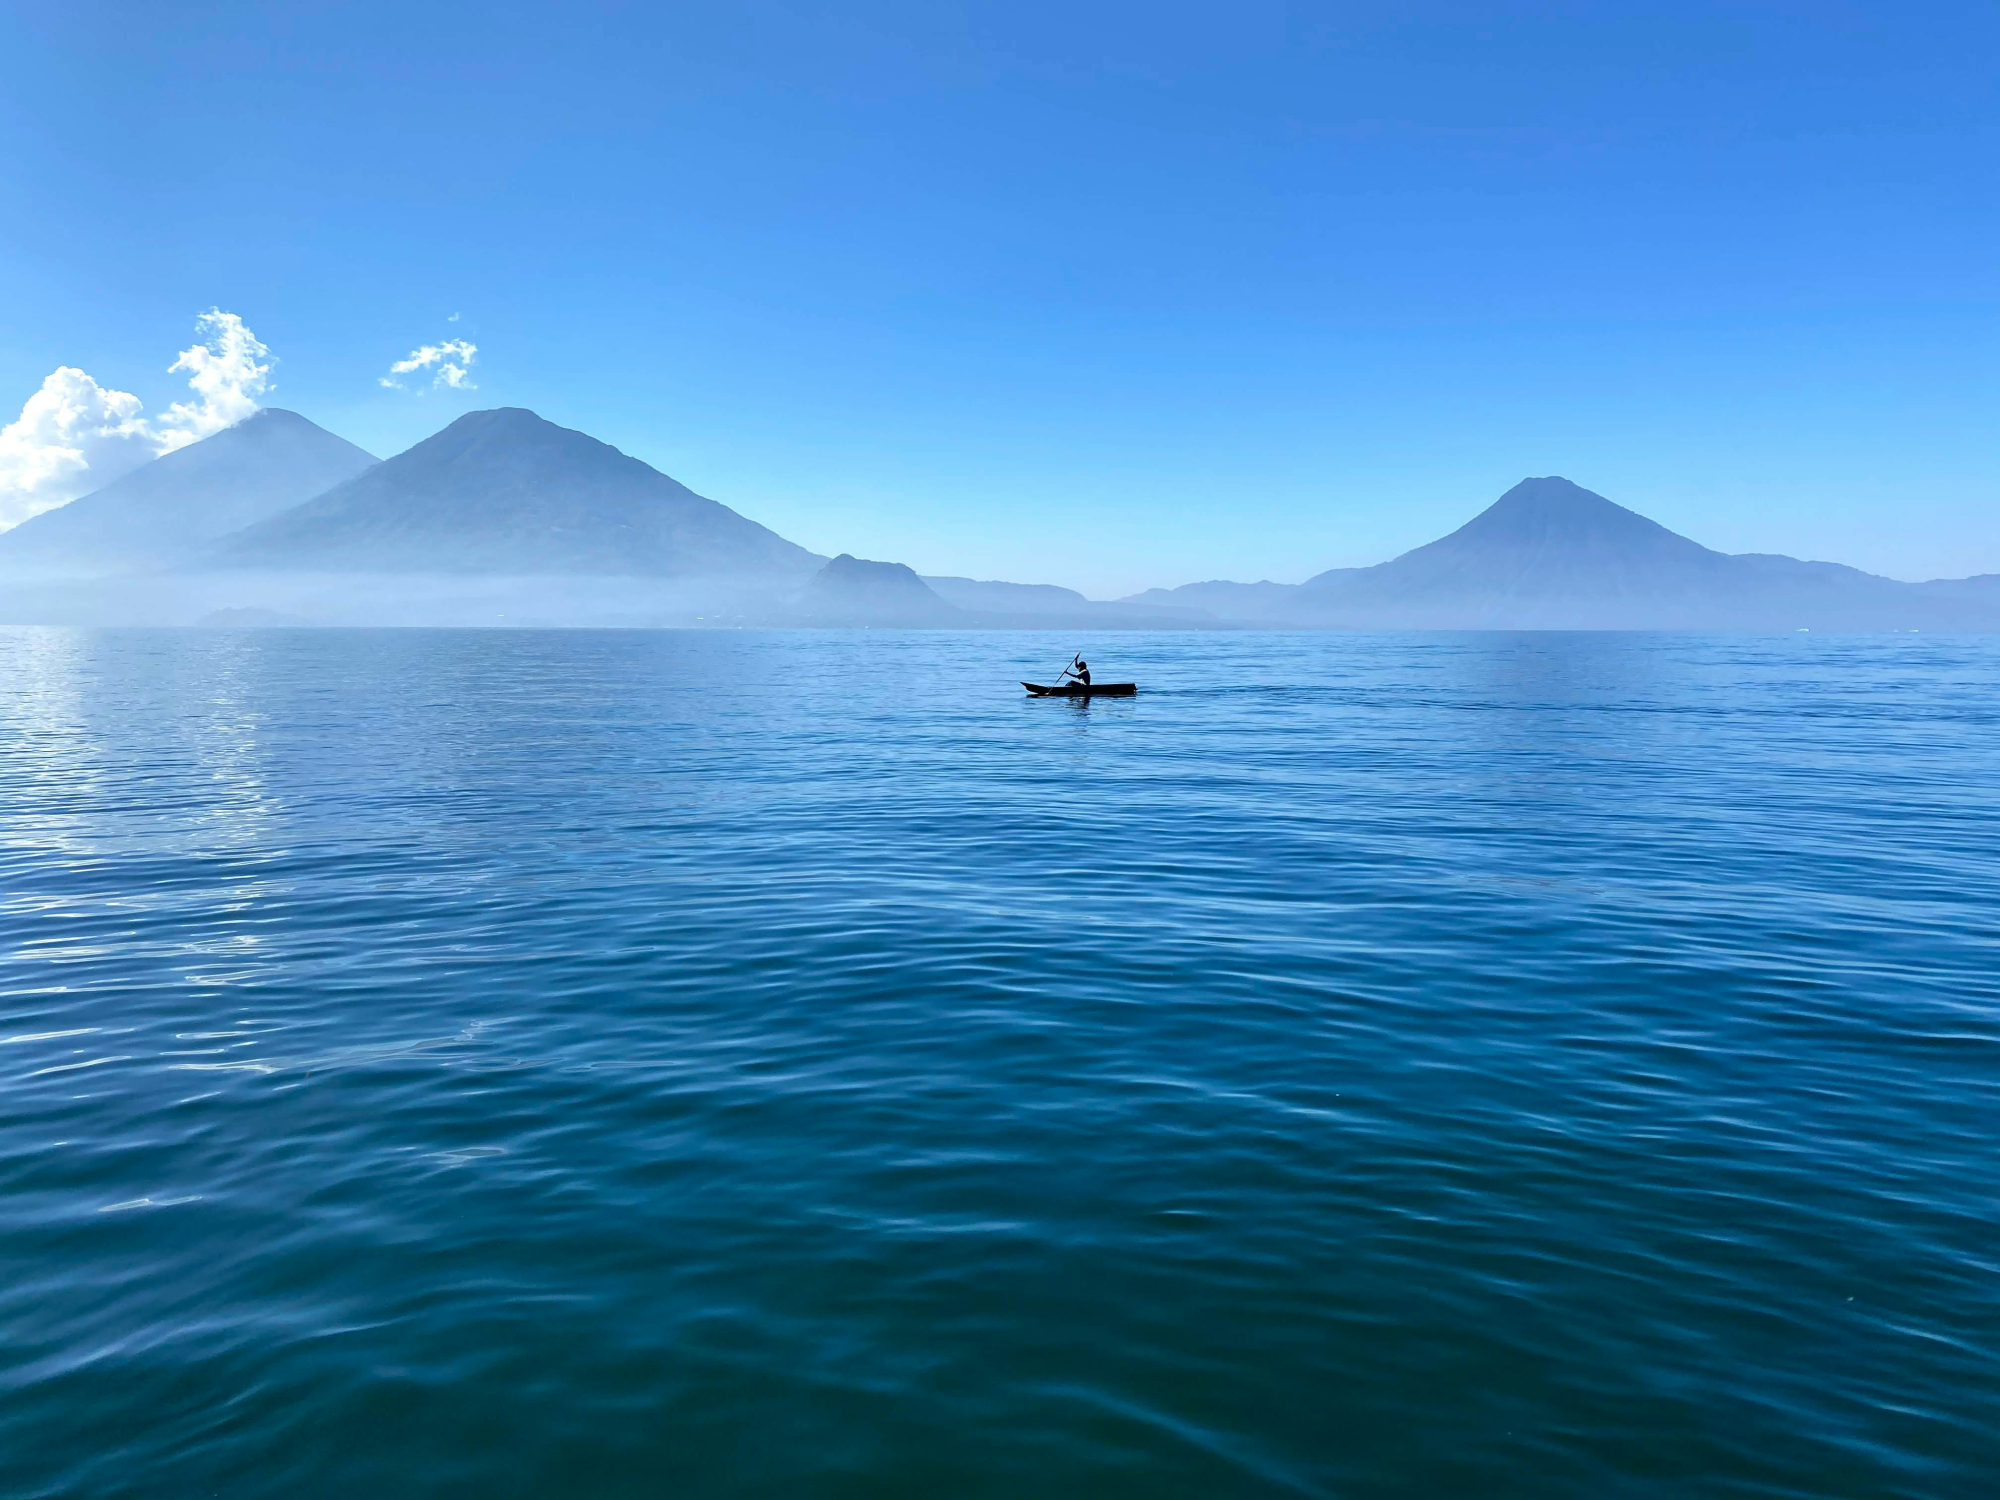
[{"xmin": 1027, "ymin": 653, "xmax": 1084, "ymax": 694}]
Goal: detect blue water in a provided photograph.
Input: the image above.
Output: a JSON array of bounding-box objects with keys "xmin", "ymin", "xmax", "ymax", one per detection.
[{"xmin": 2, "ymin": 627, "xmax": 1996, "ymax": 1498}]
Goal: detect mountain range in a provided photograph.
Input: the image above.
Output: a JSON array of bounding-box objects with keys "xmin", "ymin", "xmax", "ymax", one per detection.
[
  {"xmin": 209, "ymin": 407, "xmax": 822, "ymax": 579},
  {"xmin": 2, "ymin": 405, "xmax": 1995, "ymax": 630},
  {"xmin": 1125, "ymin": 477, "xmax": 2000, "ymax": 631}
]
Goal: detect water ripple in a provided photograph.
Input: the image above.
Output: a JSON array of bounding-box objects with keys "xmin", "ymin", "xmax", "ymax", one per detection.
[{"xmin": 1, "ymin": 627, "xmax": 1997, "ymax": 1498}]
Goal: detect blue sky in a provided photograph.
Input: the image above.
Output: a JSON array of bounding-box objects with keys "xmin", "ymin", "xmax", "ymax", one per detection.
[{"xmin": 2, "ymin": 0, "xmax": 1994, "ymax": 596}]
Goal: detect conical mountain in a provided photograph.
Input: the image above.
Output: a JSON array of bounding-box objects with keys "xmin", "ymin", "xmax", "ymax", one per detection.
[
  {"xmin": 207, "ymin": 408, "xmax": 823, "ymax": 578},
  {"xmin": 0, "ymin": 409, "xmax": 377, "ymax": 577},
  {"xmin": 1416, "ymin": 475, "xmax": 1716, "ymax": 563},
  {"xmin": 1294, "ymin": 476, "xmax": 1908, "ymax": 627},
  {"xmin": 1308, "ymin": 477, "xmax": 1730, "ymax": 597}
]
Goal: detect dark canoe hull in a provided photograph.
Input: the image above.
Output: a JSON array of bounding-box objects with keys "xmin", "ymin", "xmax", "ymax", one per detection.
[{"xmin": 1022, "ymin": 682, "xmax": 1137, "ymax": 697}]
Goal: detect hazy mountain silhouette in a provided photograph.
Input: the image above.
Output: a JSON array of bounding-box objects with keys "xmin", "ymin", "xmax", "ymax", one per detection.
[
  {"xmin": 924, "ymin": 574, "xmax": 1216, "ymax": 627},
  {"xmin": 0, "ymin": 409, "xmax": 377, "ymax": 577},
  {"xmin": 798, "ymin": 555, "xmax": 964, "ymax": 625},
  {"xmin": 14, "ymin": 447, "xmax": 1995, "ymax": 629},
  {"xmin": 1118, "ymin": 579, "xmax": 1300, "ymax": 623},
  {"xmin": 1134, "ymin": 477, "xmax": 2000, "ymax": 630},
  {"xmin": 206, "ymin": 408, "xmax": 821, "ymax": 578},
  {"xmin": 923, "ymin": 576, "xmax": 1091, "ymax": 614},
  {"xmin": 1295, "ymin": 477, "xmax": 1914, "ymax": 627},
  {"xmin": 196, "ymin": 606, "xmax": 313, "ymax": 628}
]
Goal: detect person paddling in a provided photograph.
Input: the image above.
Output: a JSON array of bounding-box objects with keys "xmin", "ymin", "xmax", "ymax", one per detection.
[{"xmin": 1021, "ymin": 659, "xmax": 1131, "ymax": 696}]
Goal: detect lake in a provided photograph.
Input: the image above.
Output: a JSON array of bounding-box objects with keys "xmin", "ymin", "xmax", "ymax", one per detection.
[{"xmin": 2, "ymin": 627, "xmax": 1995, "ymax": 1498}]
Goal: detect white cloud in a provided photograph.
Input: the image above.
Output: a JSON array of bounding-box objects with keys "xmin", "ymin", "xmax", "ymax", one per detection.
[
  {"xmin": 0, "ymin": 369, "xmax": 156, "ymax": 529},
  {"xmin": 447, "ymin": 312, "xmax": 461, "ymax": 322},
  {"xmin": 380, "ymin": 338, "xmax": 478, "ymax": 392},
  {"xmin": 0, "ymin": 310, "xmax": 274, "ymax": 531},
  {"xmin": 156, "ymin": 311, "xmax": 272, "ymax": 449}
]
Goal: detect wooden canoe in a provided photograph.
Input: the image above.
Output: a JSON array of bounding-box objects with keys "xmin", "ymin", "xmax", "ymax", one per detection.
[{"xmin": 1021, "ymin": 681, "xmax": 1137, "ymax": 697}]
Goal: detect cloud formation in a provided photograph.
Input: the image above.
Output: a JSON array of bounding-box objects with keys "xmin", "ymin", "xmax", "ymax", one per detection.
[
  {"xmin": 0, "ymin": 369, "xmax": 156, "ymax": 529},
  {"xmin": 381, "ymin": 339, "xmax": 477, "ymax": 391},
  {"xmin": 0, "ymin": 310, "xmax": 274, "ymax": 531},
  {"xmin": 157, "ymin": 311, "xmax": 273, "ymax": 448}
]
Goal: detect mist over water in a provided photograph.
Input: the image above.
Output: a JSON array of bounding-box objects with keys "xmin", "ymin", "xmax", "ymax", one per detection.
[
  {"xmin": 0, "ymin": 570, "xmax": 808, "ymax": 629},
  {"xmin": 3, "ymin": 628, "xmax": 1996, "ymax": 1498}
]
